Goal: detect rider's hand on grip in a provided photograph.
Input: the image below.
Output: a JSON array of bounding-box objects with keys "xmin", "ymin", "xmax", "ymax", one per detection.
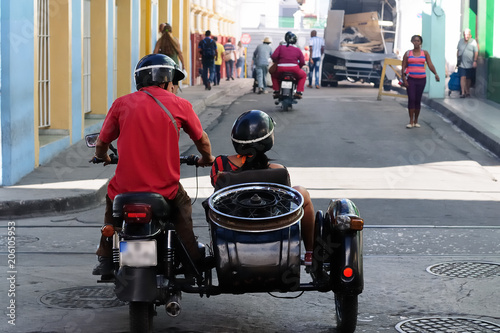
[{"xmin": 197, "ymin": 155, "xmax": 215, "ymax": 167}]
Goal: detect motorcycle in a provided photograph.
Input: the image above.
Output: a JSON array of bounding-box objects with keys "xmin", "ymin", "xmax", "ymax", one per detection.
[
  {"xmin": 275, "ymin": 71, "xmax": 299, "ymax": 111},
  {"xmin": 86, "ymin": 133, "xmax": 364, "ymax": 333}
]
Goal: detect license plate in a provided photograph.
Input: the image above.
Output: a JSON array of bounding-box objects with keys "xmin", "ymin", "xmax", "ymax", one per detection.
[
  {"xmin": 281, "ymin": 81, "xmax": 293, "ymax": 89},
  {"xmin": 120, "ymin": 240, "xmax": 157, "ymax": 267},
  {"xmin": 334, "ymin": 65, "xmax": 347, "ymax": 70}
]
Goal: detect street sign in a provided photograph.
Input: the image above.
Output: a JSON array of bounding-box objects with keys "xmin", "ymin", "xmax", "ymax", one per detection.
[{"xmin": 241, "ymin": 33, "xmax": 251, "ymax": 45}]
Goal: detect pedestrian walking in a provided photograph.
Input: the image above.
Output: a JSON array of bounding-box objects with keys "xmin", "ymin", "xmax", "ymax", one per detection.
[
  {"xmin": 252, "ymin": 37, "xmax": 273, "ymax": 94},
  {"xmin": 457, "ymin": 28, "xmax": 478, "ymax": 98},
  {"xmin": 223, "ymin": 38, "xmax": 236, "ymax": 80},
  {"xmin": 401, "ymin": 35, "xmax": 440, "ymax": 128},
  {"xmin": 198, "ymin": 30, "xmax": 217, "ymax": 90},
  {"xmin": 213, "ymin": 36, "xmax": 225, "ymax": 86},
  {"xmin": 308, "ymin": 30, "xmax": 324, "ymax": 89},
  {"xmin": 236, "ymin": 41, "xmax": 246, "ymax": 78}
]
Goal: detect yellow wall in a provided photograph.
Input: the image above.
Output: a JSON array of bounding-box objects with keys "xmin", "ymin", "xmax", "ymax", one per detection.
[
  {"xmin": 116, "ymin": 0, "xmax": 132, "ymax": 98},
  {"xmin": 90, "ymin": 0, "xmax": 108, "ymax": 115},
  {"xmin": 49, "ymin": 0, "xmax": 71, "ymax": 131},
  {"xmin": 183, "ymin": 0, "xmax": 190, "ymax": 83}
]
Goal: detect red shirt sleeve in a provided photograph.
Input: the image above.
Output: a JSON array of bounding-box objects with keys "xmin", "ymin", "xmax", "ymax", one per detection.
[{"xmin": 99, "ymin": 99, "xmax": 121, "ymax": 143}]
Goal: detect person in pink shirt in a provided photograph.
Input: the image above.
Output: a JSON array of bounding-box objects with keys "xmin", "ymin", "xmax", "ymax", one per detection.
[{"xmin": 271, "ymin": 31, "xmax": 306, "ymax": 99}]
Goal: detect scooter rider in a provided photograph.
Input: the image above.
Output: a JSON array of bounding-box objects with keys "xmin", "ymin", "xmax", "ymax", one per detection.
[
  {"xmin": 210, "ymin": 110, "xmax": 315, "ymax": 265},
  {"xmin": 271, "ymin": 31, "xmax": 307, "ymax": 99},
  {"xmin": 92, "ymin": 54, "xmax": 215, "ymax": 278}
]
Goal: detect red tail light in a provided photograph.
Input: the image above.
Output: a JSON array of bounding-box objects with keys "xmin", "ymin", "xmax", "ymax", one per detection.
[
  {"xmin": 123, "ymin": 204, "xmax": 152, "ymax": 224},
  {"xmin": 343, "ymin": 267, "xmax": 354, "ymax": 278}
]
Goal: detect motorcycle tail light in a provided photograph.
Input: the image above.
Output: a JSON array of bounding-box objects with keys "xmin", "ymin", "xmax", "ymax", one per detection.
[
  {"xmin": 101, "ymin": 224, "xmax": 115, "ymax": 237},
  {"xmin": 343, "ymin": 267, "xmax": 354, "ymax": 278},
  {"xmin": 123, "ymin": 204, "xmax": 152, "ymax": 224}
]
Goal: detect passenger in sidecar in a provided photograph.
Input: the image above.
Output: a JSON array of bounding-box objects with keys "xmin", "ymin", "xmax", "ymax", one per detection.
[{"xmin": 209, "ymin": 110, "xmax": 315, "ymax": 266}]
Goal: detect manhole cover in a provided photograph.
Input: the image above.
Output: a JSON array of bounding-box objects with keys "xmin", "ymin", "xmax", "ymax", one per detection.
[
  {"xmin": 426, "ymin": 261, "xmax": 500, "ymax": 278},
  {"xmin": 396, "ymin": 317, "xmax": 500, "ymax": 332},
  {"xmin": 40, "ymin": 286, "xmax": 125, "ymax": 309}
]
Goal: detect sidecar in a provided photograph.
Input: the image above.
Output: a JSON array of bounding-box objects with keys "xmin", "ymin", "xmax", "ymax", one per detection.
[{"xmin": 205, "ymin": 169, "xmax": 364, "ymax": 332}]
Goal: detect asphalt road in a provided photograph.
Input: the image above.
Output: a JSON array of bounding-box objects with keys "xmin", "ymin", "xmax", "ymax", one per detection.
[{"xmin": 1, "ymin": 83, "xmax": 500, "ymax": 332}]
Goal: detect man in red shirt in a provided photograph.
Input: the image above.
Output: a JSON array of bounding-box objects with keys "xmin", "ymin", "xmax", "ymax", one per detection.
[{"xmin": 92, "ymin": 54, "xmax": 215, "ymax": 277}]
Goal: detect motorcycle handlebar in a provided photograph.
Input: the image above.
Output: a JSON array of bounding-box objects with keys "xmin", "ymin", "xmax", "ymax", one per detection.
[{"xmin": 180, "ymin": 155, "xmax": 199, "ymax": 166}]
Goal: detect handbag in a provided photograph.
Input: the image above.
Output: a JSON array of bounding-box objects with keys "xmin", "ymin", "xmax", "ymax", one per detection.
[{"xmin": 268, "ymin": 62, "xmax": 277, "ymax": 75}]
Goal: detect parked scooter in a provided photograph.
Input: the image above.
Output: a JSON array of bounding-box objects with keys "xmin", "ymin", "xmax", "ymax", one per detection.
[
  {"xmin": 86, "ymin": 132, "xmax": 364, "ymax": 333},
  {"xmin": 275, "ymin": 72, "xmax": 299, "ymax": 111}
]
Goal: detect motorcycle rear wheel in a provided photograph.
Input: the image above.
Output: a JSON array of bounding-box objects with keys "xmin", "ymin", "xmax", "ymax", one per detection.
[
  {"xmin": 130, "ymin": 301, "xmax": 154, "ymax": 333},
  {"xmin": 334, "ymin": 293, "xmax": 358, "ymax": 333}
]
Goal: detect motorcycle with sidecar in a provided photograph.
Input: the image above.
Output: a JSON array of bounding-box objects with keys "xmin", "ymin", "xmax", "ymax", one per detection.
[{"xmin": 86, "ymin": 133, "xmax": 364, "ymax": 333}]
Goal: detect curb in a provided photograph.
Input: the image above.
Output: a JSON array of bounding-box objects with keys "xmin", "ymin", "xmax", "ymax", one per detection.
[
  {"xmin": 422, "ymin": 96, "xmax": 500, "ymax": 158},
  {"xmin": 0, "ymin": 183, "xmax": 108, "ymax": 219}
]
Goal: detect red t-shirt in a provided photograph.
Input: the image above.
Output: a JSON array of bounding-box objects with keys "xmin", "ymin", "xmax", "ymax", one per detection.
[{"xmin": 99, "ymin": 86, "xmax": 204, "ymax": 200}]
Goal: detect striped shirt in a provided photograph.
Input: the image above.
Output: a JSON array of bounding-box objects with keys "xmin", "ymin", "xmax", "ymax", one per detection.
[
  {"xmin": 406, "ymin": 50, "xmax": 426, "ymax": 79},
  {"xmin": 309, "ymin": 36, "xmax": 324, "ymax": 58}
]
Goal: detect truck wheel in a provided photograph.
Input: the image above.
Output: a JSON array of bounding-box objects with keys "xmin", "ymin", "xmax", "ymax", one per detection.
[
  {"xmin": 334, "ymin": 293, "xmax": 358, "ymax": 333},
  {"xmin": 130, "ymin": 302, "xmax": 154, "ymax": 333}
]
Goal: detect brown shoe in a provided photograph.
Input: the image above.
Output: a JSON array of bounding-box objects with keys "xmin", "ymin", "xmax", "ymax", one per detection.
[
  {"xmin": 294, "ymin": 92, "xmax": 303, "ymax": 99},
  {"xmin": 315, "ymin": 85, "xmax": 320, "ymax": 89},
  {"xmin": 307, "ymin": 84, "xmax": 313, "ymax": 88}
]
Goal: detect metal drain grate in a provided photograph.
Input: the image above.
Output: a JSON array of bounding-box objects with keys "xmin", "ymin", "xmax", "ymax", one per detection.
[
  {"xmin": 40, "ymin": 286, "xmax": 125, "ymax": 309},
  {"xmin": 396, "ymin": 317, "xmax": 500, "ymax": 332},
  {"xmin": 426, "ymin": 261, "xmax": 500, "ymax": 278}
]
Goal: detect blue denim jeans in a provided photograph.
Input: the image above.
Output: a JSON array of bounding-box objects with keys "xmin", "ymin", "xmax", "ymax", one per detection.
[
  {"xmin": 202, "ymin": 59, "xmax": 215, "ymax": 86},
  {"xmin": 308, "ymin": 57, "xmax": 321, "ymax": 86},
  {"xmin": 255, "ymin": 64, "xmax": 268, "ymax": 90}
]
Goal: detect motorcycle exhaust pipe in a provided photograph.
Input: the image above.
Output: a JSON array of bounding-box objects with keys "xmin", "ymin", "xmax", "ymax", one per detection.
[{"xmin": 165, "ymin": 294, "xmax": 181, "ymax": 317}]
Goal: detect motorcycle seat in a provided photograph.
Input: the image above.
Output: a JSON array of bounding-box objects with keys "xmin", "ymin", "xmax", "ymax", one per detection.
[
  {"xmin": 214, "ymin": 168, "xmax": 291, "ymax": 191},
  {"xmin": 112, "ymin": 192, "xmax": 172, "ymax": 218}
]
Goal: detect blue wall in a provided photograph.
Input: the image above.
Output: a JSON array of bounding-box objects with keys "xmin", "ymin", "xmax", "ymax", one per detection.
[{"xmin": 0, "ymin": 0, "xmax": 35, "ymax": 185}]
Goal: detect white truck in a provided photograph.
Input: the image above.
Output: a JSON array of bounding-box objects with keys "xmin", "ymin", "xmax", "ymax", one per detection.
[{"xmin": 321, "ymin": 0, "xmax": 398, "ymax": 89}]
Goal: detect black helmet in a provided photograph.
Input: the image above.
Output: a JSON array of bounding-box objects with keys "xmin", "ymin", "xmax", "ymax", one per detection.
[
  {"xmin": 231, "ymin": 110, "xmax": 275, "ymax": 156},
  {"xmin": 284, "ymin": 31, "xmax": 297, "ymax": 45},
  {"xmin": 134, "ymin": 54, "xmax": 185, "ymax": 90}
]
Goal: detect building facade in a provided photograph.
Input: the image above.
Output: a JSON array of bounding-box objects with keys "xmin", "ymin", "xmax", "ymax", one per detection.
[{"xmin": 0, "ymin": 0, "xmax": 238, "ymax": 186}]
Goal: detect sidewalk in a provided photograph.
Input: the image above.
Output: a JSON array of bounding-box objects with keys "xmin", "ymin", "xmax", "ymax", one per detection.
[
  {"xmin": 0, "ymin": 78, "xmax": 254, "ymax": 219},
  {"xmin": 1, "ymin": 81, "xmax": 499, "ymax": 219}
]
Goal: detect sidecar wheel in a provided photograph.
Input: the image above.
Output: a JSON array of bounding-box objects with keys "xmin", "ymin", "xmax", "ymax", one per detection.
[
  {"xmin": 130, "ymin": 302, "xmax": 154, "ymax": 333},
  {"xmin": 334, "ymin": 293, "xmax": 358, "ymax": 333}
]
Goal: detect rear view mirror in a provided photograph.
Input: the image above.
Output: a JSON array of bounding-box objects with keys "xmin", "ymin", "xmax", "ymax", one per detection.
[{"xmin": 85, "ymin": 133, "xmax": 99, "ymax": 148}]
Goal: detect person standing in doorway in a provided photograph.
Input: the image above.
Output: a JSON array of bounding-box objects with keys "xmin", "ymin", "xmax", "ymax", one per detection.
[
  {"xmin": 252, "ymin": 37, "xmax": 273, "ymax": 94},
  {"xmin": 198, "ymin": 30, "xmax": 217, "ymax": 90},
  {"xmin": 213, "ymin": 36, "xmax": 225, "ymax": 86},
  {"xmin": 308, "ymin": 30, "xmax": 324, "ymax": 89},
  {"xmin": 457, "ymin": 28, "xmax": 478, "ymax": 98},
  {"xmin": 223, "ymin": 38, "xmax": 236, "ymax": 80},
  {"xmin": 401, "ymin": 35, "xmax": 440, "ymax": 128}
]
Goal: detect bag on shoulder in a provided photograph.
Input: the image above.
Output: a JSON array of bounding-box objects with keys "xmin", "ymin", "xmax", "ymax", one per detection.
[
  {"xmin": 201, "ymin": 39, "xmax": 216, "ymax": 59},
  {"xmin": 224, "ymin": 51, "xmax": 233, "ymax": 61}
]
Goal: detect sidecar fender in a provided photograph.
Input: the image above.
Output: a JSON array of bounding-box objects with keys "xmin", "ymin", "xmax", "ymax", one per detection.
[{"xmin": 326, "ymin": 199, "xmax": 364, "ymax": 295}]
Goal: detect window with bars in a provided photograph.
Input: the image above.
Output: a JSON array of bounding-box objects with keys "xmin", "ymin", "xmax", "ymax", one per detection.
[
  {"xmin": 38, "ymin": 0, "xmax": 50, "ymax": 128},
  {"xmin": 83, "ymin": 0, "xmax": 91, "ymax": 113}
]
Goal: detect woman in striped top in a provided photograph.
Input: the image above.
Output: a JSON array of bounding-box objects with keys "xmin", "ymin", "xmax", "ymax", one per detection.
[{"xmin": 401, "ymin": 35, "xmax": 440, "ymax": 128}]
